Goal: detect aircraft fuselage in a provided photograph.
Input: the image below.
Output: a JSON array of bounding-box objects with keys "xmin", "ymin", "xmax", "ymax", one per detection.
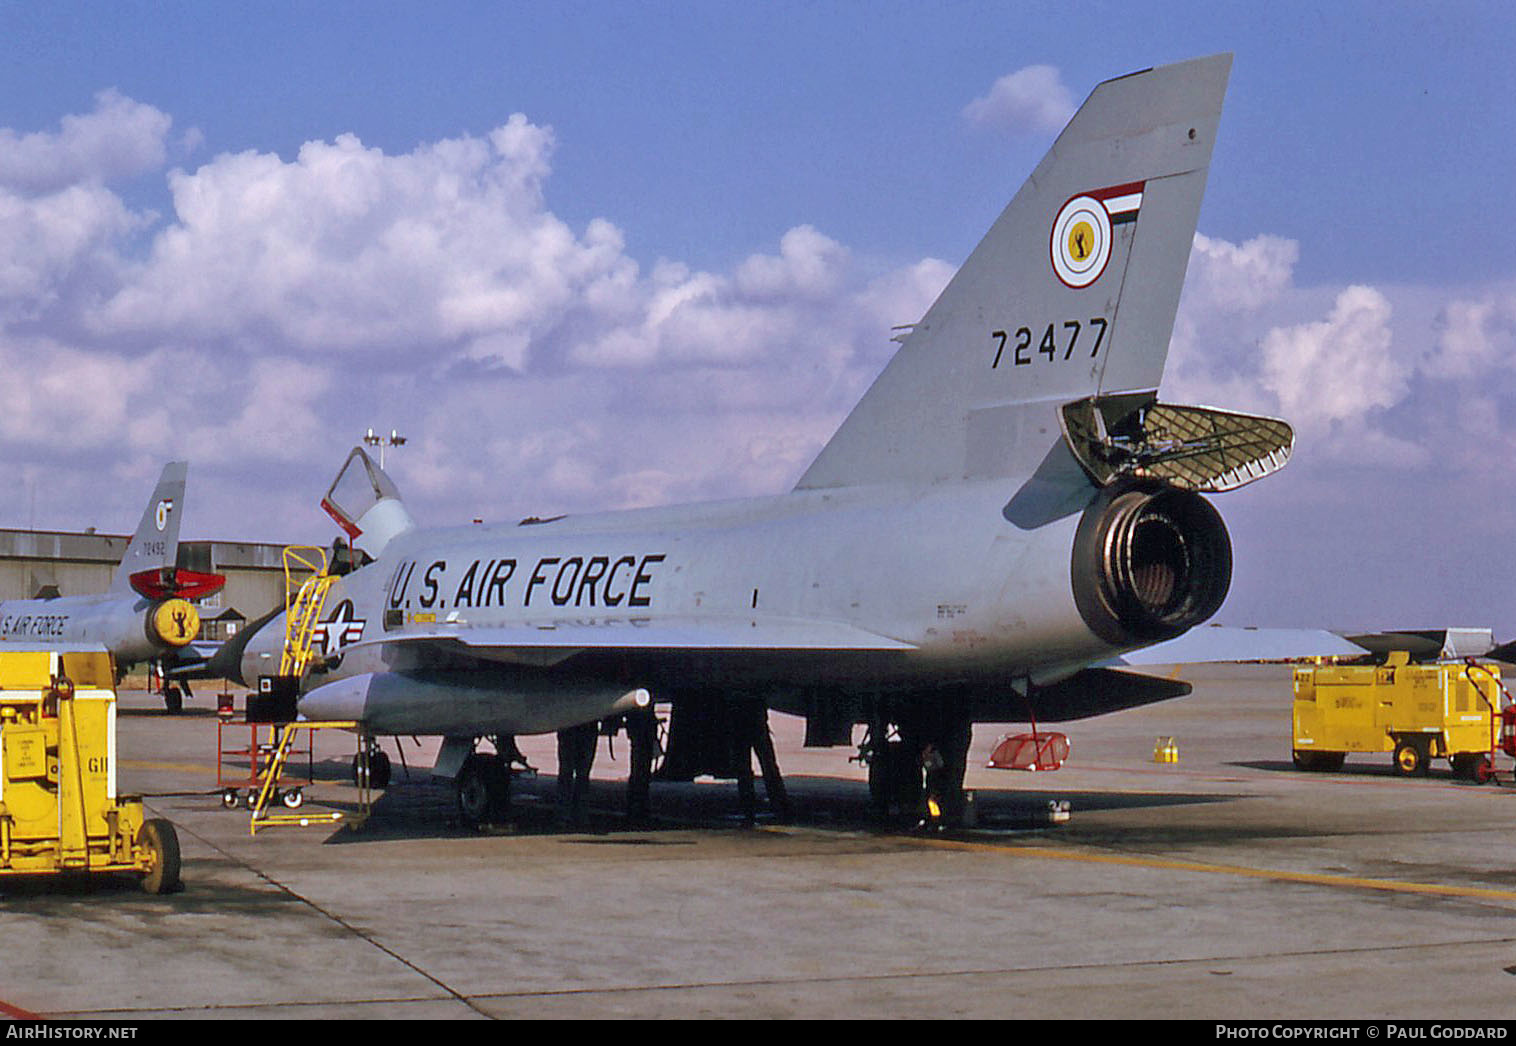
[
  {"xmin": 242, "ymin": 466, "xmax": 1225, "ymax": 735},
  {"xmin": 0, "ymin": 593, "xmax": 194, "ymax": 667}
]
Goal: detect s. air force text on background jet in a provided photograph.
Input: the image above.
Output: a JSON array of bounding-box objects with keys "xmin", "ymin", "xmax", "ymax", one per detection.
[
  {"xmin": 223, "ymin": 53, "xmax": 1334, "ymax": 824},
  {"xmin": 0, "ymin": 463, "xmax": 225, "ymax": 712}
]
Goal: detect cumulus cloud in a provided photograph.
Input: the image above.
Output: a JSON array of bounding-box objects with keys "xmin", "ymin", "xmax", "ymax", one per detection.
[
  {"xmin": 0, "ymin": 335, "xmax": 153, "ymax": 450},
  {"xmin": 0, "ymin": 183, "xmax": 142, "ymax": 321},
  {"xmin": 1170, "ymin": 233, "xmax": 1405, "ymax": 433},
  {"xmin": 1188, "ymin": 232, "xmax": 1298, "ymax": 312},
  {"xmin": 94, "ymin": 116, "xmax": 610, "ymax": 367},
  {"xmin": 1170, "ymin": 235, "xmax": 1434, "ymax": 470},
  {"xmin": 1260, "ymin": 285, "xmax": 1402, "ymax": 434},
  {"xmin": 0, "ymin": 90, "xmax": 175, "ymax": 194},
  {"xmin": 963, "ymin": 66, "xmax": 1077, "ymax": 135},
  {"xmin": 1166, "ymin": 232, "xmax": 1304, "ymax": 416},
  {"xmin": 0, "ymin": 93, "xmax": 956, "ymax": 536},
  {"xmin": 8, "ymin": 86, "xmax": 1515, "ymax": 568},
  {"xmin": 736, "ymin": 225, "xmax": 849, "ymax": 302},
  {"xmin": 1426, "ymin": 292, "xmax": 1516, "ymax": 379}
]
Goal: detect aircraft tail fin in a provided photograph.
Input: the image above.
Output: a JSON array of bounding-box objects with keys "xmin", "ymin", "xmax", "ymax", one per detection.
[
  {"xmin": 110, "ymin": 462, "xmax": 189, "ymax": 593},
  {"xmin": 796, "ymin": 53, "xmax": 1232, "ymax": 490}
]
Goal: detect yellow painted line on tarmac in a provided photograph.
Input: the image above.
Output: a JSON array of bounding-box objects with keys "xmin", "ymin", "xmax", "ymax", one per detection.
[
  {"xmin": 122, "ymin": 760, "xmax": 219, "ymax": 775},
  {"xmin": 910, "ymin": 837, "xmax": 1516, "ymax": 902}
]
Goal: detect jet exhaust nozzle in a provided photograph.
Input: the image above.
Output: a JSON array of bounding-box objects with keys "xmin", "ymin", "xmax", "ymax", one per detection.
[
  {"xmin": 145, "ymin": 598, "xmax": 200, "ymax": 649},
  {"xmin": 1071, "ymin": 481, "xmax": 1231, "ymax": 646}
]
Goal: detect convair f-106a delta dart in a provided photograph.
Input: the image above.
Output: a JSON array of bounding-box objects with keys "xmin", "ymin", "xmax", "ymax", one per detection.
[
  {"xmin": 0, "ymin": 462, "xmax": 224, "ymax": 712},
  {"xmin": 225, "ymin": 54, "xmax": 1308, "ymax": 824}
]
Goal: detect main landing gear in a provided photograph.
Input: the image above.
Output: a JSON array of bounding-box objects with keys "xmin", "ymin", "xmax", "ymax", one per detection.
[
  {"xmin": 443, "ymin": 735, "xmax": 534, "ymax": 831},
  {"xmin": 861, "ymin": 705, "xmax": 973, "ymax": 830},
  {"xmin": 149, "ymin": 660, "xmax": 190, "ymax": 714},
  {"xmin": 456, "ymin": 751, "xmax": 512, "ymax": 829},
  {"xmin": 352, "ymin": 740, "xmax": 393, "ymax": 790}
]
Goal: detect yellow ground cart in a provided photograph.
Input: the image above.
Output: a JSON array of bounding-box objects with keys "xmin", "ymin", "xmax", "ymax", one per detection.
[
  {"xmin": 1292, "ymin": 652, "xmax": 1504, "ymax": 781},
  {"xmin": 0, "ymin": 648, "xmax": 180, "ymax": 892}
]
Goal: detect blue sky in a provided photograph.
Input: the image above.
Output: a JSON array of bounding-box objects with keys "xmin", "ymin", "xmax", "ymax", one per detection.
[
  {"xmin": 8, "ymin": 2, "xmax": 1511, "ymax": 279},
  {"xmin": 1, "ymin": 2, "xmax": 1514, "ymax": 635}
]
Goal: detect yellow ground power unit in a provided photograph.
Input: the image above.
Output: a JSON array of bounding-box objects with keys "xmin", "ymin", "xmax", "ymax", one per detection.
[
  {"xmin": 1292, "ymin": 652, "xmax": 1502, "ymax": 780},
  {"xmin": 0, "ymin": 648, "xmax": 180, "ymax": 892}
]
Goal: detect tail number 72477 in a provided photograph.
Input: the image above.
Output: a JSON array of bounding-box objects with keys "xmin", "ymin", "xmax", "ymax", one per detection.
[{"xmin": 991, "ymin": 317, "xmax": 1108, "ymax": 369}]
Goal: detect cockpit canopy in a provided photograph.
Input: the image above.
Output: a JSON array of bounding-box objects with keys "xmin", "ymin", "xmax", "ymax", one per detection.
[{"xmin": 321, "ymin": 447, "xmax": 415, "ymax": 559}]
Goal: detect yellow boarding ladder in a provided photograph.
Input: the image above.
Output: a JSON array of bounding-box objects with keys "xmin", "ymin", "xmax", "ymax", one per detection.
[
  {"xmin": 280, "ymin": 546, "xmax": 336, "ymax": 676},
  {"xmin": 250, "ymin": 720, "xmax": 370, "ymax": 834},
  {"xmin": 248, "ymin": 547, "xmax": 371, "ymax": 833}
]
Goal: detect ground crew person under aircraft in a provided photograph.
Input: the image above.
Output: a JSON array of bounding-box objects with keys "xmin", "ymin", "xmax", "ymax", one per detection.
[
  {"xmin": 556, "ymin": 721, "xmax": 599, "ymax": 828},
  {"xmin": 733, "ymin": 699, "xmax": 792, "ymax": 825},
  {"xmin": 919, "ymin": 742, "xmax": 947, "ymax": 830}
]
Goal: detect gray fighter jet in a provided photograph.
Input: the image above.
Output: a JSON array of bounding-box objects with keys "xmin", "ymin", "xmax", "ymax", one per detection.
[
  {"xmin": 226, "ymin": 54, "xmax": 1309, "ymax": 822},
  {"xmin": 0, "ymin": 462, "xmax": 223, "ymax": 711}
]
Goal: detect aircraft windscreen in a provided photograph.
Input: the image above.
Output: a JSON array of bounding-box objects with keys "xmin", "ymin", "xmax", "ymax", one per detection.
[{"xmin": 322, "ymin": 448, "xmax": 401, "ymax": 535}]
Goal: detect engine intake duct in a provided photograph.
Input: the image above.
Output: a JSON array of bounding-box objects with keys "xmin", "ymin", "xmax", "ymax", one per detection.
[{"xmin": 1072, "ymin": 481, "xmax": 1231, "ymax": 646}]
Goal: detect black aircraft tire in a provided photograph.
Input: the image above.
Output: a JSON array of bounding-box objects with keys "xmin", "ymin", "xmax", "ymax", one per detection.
[
  {"xmin": 353, "ymin": 749, "xmax": 393, "ymax": 790},
  {"xmin": 456, "ymin": 754, "xmax": 509, "ymax": 829},
  {"xmin": 372, "ymin": 750, "xmax": 392, "ymax": 790}
]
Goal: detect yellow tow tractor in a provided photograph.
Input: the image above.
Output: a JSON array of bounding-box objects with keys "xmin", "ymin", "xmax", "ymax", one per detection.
[
  {"xmin": 0, "ymin": 648, "xmax": 180, "ymax": 892},
  {"xmin": 1292, "ymin": 652, "xmax": 1506, "ymax": 781}
]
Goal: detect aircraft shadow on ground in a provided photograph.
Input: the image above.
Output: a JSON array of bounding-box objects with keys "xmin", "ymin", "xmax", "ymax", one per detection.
[{"xmin": 307, "ymin": 769, "xmax": 1240, "ymax": 846}]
